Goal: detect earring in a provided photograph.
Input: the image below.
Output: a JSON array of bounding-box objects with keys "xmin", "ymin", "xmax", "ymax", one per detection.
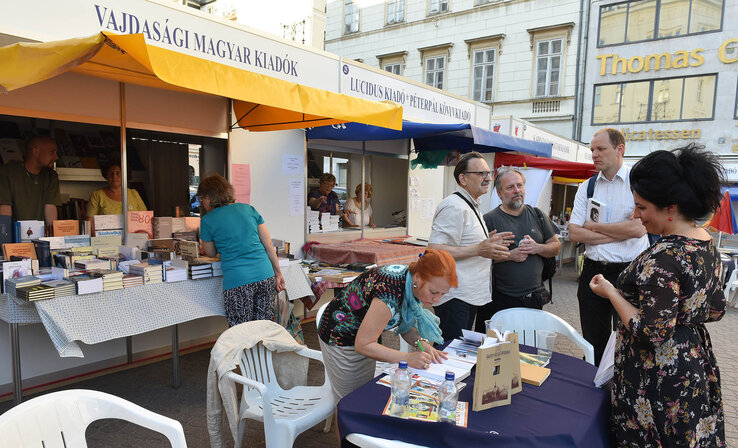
[{"xmin": 668, "ymin": 217, "xmax": 673, "ymax": 222}]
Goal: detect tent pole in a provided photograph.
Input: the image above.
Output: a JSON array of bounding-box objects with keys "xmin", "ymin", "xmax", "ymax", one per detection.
[
  {"xmin": 361, "ymin": 141, "xmax": 366, "ymax": 239},
  {"xmin": 120, "ymin": 82, "xmax": 128, "ymax": 238}
]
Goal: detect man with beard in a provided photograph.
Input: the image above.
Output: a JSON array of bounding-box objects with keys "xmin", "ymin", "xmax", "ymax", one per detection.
[
  {"xmin": 428, "ymin": 152, "xmax": 513, "ymax": 341},
  {"xmin": 0, "ymin": 135, "xmax": 61, "ymax": 225},
  {"xmin": 476, "ymin": 167, "xmax": 561, "ymax": 331}
]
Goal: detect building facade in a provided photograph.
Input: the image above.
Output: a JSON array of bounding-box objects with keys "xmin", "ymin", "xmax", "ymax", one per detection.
[
  {"xmin": 580, "ymin": 0, "xmax": 737, "ymax": 171},
  {"xmin": 324, "ymin": 0, "xmax": 584, "ymax": 137}
]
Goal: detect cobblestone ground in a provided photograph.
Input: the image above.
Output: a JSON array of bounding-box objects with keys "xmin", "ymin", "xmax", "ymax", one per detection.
[{"xmin": 1, "ymin": 263, "xmax": 735, "ymax": 447}]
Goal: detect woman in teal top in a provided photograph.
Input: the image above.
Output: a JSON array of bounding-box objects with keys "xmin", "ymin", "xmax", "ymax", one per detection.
[{"xmin": 198, "ymin": 175, "xmax": 285, "ymax": 326}]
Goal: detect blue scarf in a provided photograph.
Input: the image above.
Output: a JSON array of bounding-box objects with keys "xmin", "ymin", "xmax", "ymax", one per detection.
[{"xmin": 396, "ymin": 271, "xmax": 444, "ymax": 344}]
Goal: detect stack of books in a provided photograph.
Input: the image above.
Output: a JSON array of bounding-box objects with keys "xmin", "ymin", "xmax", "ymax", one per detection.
[
  {"xmin": 189, "ymin": 262, "xmax": 212, "ymax": 279},
  {"xmin": 75, "ymin": 258, "xmax": 112, "ymax": 271},
  {"xmin": 5, "ymin": 275, "xmax": 41, "ymax": 297},
  {"xmin": 40, "ymin": 279, "xmax": 76, "ymax": 298},
  {"xmin": 319, "ymin": 213, "xmax": 341, "ymax": 232},
  {"xmin": 211, "ymin": 260, "xmax": 223, "ymax": 277},
  {"xmin": 69, "ymin": 273, "xmax": 104, "ymax": 295},
  {"xmin": 129, "ymin": 263, "xmax": 163, "ymax": 284},
  {"xmin": 122, "ymin": 273, "xmax": 144, "ymax": 288},
  {"xmin": 307, "ymin": 210, "xmax": 321, "ymax": 233},
  {"xmin": 16, "ymin": 284, "xmax": 55, "ymax": 301},
  {"xmin": 89, "ymin": 270, "xmax": 124, "ymax": 291},
  {"xmin": 164, "ymin": 264, "xmax": 187, "ymax": 283}
]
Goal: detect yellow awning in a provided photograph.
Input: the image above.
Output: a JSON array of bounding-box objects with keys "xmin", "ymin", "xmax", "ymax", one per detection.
[{"xmin": 0, "ymin": 32, "xmax": 403, "ymax": 131}]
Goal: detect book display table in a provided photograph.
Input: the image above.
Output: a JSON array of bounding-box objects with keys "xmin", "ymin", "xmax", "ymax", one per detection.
[
  {"xmin": 307, "ymin": 239, "xmax": 426, "ymax": 266},
  {"xmin": 0, "ymin": 263, "xmax": 314, "ymax": 405},
  {"xmin": 337, "ymin": 347, "xmax": 610, "ymax": 448}
]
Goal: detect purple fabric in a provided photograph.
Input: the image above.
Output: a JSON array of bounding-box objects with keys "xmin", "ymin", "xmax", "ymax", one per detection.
[{"xmin": 337, "ymin": 346, "xmax": 610, "ymax": 448}]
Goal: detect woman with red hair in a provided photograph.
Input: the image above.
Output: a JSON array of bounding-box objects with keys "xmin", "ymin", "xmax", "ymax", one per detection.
[{"xmin": 318, "ymin": 249, "xmax": 458, "ymax": 401}]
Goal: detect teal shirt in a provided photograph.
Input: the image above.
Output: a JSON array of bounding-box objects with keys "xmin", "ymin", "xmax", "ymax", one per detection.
[{"xmin": 200, "ymin": 203, "xmax": 274, "ymax": 290}]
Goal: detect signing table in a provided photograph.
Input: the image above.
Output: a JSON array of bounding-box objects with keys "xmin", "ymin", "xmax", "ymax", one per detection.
[
  {"xmin": 0, "ymin": 262, "xmax": 314, "ymax": 405},
  {"xmin": 337, "ymin": 349, "xmax": 610, "ymax": 448}
]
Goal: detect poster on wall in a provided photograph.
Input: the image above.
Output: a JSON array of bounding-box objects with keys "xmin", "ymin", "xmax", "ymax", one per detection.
[
  {"xmin": 232, "ymin": 163, "xmax": 251, "ymax": 204},
  {"xmin": 282, "ymin": 154, "xmax": 304, "ymax": 175}
]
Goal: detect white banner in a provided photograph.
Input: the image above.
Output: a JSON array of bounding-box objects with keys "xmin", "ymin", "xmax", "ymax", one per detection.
[
  {"xmin": 340, "ymin": 61, "xmax": 476, "ymax": 124},
  {"xmin": 4, "ymin": 0, "xmax": 338, "ymax": 90}
]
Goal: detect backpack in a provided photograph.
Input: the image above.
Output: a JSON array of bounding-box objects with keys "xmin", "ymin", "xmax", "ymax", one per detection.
[{"xmin": 530, "ymin": 206, "xmax": 557, "ymax": 296}]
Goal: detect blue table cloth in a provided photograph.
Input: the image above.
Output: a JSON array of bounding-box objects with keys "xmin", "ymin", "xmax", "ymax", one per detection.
[{"xmin": 337, "ymin": 347, "xmax": 611, "ymax": 447}]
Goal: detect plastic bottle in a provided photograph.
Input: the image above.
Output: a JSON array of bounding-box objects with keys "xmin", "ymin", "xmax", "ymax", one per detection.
[
  {"xmin": 438, "ymin": 371, "xmax": 458, "ymax": 424},
  {"xmin": 390, "ymin": 361, "xmax": 410, "ymax": 418}
]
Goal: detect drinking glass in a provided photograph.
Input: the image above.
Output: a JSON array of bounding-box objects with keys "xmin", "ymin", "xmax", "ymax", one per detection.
[
  {"xmin": 485, "ymin": 320, "xmax": 505, "ymax": 339},
  {"xmin": 535, "ymin": 330, "xmax": 557, "ymax": 360}
]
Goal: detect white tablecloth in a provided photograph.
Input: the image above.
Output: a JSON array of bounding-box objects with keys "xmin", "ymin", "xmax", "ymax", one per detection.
[{"xmin": 0, "ymin": 263, "xmax": 314, "ymax": 358}]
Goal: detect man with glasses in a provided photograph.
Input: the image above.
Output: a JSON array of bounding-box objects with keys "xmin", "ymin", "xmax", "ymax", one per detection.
[
  {"xmin": 476, "ymin": 167, "xmax": 561, "ymax": 332},
  {"xmin": 428, "ymin": 152, "xmax": 513, "ymax": 341}
]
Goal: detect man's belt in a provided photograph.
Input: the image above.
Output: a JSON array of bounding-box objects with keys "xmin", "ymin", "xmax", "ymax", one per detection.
[{"xmin": 584, "ymin": 258, "xmax": 630, "ymax": 270}]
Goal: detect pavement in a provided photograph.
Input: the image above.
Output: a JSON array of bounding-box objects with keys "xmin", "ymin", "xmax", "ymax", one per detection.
[{"xmin": 1, "ymin": 262, "xmax": 735, "ymax": 447}]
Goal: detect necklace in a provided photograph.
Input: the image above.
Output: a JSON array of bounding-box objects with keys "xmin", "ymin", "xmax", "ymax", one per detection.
[{"xmin": 24, "ymin": 167, "xmax": 39, "ymax": 185}]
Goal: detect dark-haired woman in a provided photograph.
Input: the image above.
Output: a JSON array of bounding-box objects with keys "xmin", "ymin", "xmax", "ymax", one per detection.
[
  {"xmin": 87, "ymin": 162, "xmax": 147, "ymax": 216},
  {"xmin": 590, "ymin": 144, "xmax": 725, "ymax": 446},
  {"xmin": 198, "ymin": 175, "xmax": 285, "ymax": 326},
  {"xmin": 318, "ymin": 249, "xmax": 457, "ymax": 401}
]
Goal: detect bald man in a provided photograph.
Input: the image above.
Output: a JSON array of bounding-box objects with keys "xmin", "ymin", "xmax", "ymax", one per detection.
[{"xmin": 0, "ymin": 135, "xmax": 62, "ymax": 225}]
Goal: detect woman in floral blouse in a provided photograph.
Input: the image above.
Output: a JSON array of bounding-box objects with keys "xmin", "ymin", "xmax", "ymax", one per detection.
[
  {"xmin": 590, "ymin": 144, "xmax": 725, "ymax": 447},
  {"xmin": 318, "ymin": 249, "xmax": 457, "ymax": 401}
]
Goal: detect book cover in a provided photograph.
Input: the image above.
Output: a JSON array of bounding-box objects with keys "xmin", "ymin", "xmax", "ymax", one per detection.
[
  {"xmin": 171, "ymin": 217, "xmax": 186, "ymax": 233},
  {"xmin": 179, "ymin": 240, "xmax": 199, "ymax": 260},
  {"xmin": 586, "ymin": 198, "xmax": 605, "ymax": 223},
  {"xmin": 0, "ymin": 215, "xmax": 11, "ymax": 244},
  {"xmin": 38, "ymin": 236, "xmax": 66, "ymax": 250},
  {"xmin": 520, "ymin": 362, "xmax": 551, "ymax": 387},
  {"xmin": 153, "ymin": 217, "xmax": 173, "ymax": 239},
  {"xmin": 33, "ymin": 240, "xmax": 52, "ymax": 267},
  {"xmin": 14, "ymin": 220, "xmax": 45, "ymax": 241},
  {"xmin": 1, "ymin": 259, "xmax": 33, "ymax": 293},
  {"xmin": 172, "ymin": 231, "xmax": 197, "ymax": 241},
  {"xmin": 64, "ymin": 234, "xmax": 91, "ymax": 248},
  {"xmin": 52, "ymin": 220, "xmax": 79, "ymax": 237},
  {"xmin": 91, "ymin": 235, "xmax": 122, "ymax": 249},
  {"xmin": 472, "ymin": 341, "xmax": 514, "ymax": 411},
  {"xmin": 125, "ymin": 233, "xmax": 149, "ymax": 250},
  {"xmin": 2, "ymin": 242, "xmax": 37, "ymax": 260},
  {"xmin": 93, "ymin": 214, "xmax": 124, "ymax": 231},
  {"xmin": 95, "ymin": 229, "xmax": 123, "ymax": 237},
  {"xmin": 381, "ymin": 395, "xmax": 469, "ymax": 427},
  {"xmin": 127, "ymin": 211, "xmax": 154, "ymax": 239}
]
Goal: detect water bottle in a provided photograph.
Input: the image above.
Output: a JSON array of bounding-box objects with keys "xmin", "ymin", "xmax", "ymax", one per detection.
[
  {"xmin": 390, "ymin": 361, "xmax": 411, "ymax": 418},
  {"xmin": 438, "ymin": 371, "xmax": 458, "ymax": 424}
]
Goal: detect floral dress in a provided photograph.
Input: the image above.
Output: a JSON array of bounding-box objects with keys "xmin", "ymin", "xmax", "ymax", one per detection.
[{"xmin": 614, "ymin": 235, "xmax": 725, "ymax": 447}]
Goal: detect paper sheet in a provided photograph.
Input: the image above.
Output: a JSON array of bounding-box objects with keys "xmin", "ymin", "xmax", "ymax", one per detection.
[
  {"xmin": 282, "ymin": 154, "xmax": 304, "ymax": 175},
  {"xmin": 420, "ymin": 198, "xmax": 435, "ymax": 219},
  {"xmin": 232, "ymin": 163, "xmax": 251, "ymax": 204},
  {"xmin": 288, "ymin": 178, "xmax": 304, "ymax": 216}
]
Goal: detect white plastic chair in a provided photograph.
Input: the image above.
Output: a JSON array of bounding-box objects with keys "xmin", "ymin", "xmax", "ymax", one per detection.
[
  {"xmin": 316, "ymin": 301, "xmax": 411, "ymax": 352},
  {"xmin": 723, "ymin": 258, "xmax": 738, "ymax": 307},
  {"xmin": 491, "ymin": 307, "xmax": 595, "ymax": 365},
  {"xmin": 224, "ymin": 340, "xmax": 335, "ymax": 448},
  {"xmin": 0, "ymin": 389, "xmax": 187, "ymax": 447}
]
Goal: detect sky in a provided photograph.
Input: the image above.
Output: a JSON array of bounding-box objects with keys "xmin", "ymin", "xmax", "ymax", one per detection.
[{"xmin": 227, "ymin": 0, "xmax": 315, "ymax": 40}]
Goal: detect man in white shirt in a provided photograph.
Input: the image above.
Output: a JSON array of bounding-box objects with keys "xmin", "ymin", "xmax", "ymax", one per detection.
[
  {"xmin": 569, "ymin": 128, "xmax": 649, "ymax": 365},
  {"xmin": 428, "ymin": 152, "xmax": 513, "ymax": 341}
]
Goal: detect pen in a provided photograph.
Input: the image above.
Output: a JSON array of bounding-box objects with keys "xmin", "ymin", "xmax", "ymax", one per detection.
[{"xmin": 416, "ymin": 340, "xmax": 424, "ymax": 352}]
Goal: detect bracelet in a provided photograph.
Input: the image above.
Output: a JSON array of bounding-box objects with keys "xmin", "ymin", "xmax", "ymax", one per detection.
[{"xmin": 415, "ymin": 337, "xmax": 430, "ymax": 348}]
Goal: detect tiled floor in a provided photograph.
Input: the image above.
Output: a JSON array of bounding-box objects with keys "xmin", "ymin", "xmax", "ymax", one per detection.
[{"xmin": 1, "ymin": 263, "xmax": 735, "ymax": 447}]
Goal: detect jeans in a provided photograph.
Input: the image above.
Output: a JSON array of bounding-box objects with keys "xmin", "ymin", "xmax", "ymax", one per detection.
[{"xmin": 433, "ymin": 298, "xmax": 479, "ymax": 342}]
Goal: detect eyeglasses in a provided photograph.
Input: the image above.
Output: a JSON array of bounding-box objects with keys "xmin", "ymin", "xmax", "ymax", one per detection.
[{"xmin": 464, "ymin": 171, "xmax": 492, "ymax": 178}]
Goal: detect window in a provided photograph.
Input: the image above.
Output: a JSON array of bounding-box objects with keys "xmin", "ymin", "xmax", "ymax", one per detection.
[
  {"xmin": 425, "ymin": 56, "xmax": 445, "ymax": 89},
  {"xmin": 386, "ymin": 0, "xmax": 404, "ymax": 24},
  {"xmin": 429, "ymin": 0, "xmax": 449, "ymax": 15},
  {"xmin": 471, "ymin": 49, "xmax": 495, "ymax": 102},
  {"xmin": 384, "ymin": 63, "xmax": 402, "ymax": 75},
  {"xmin": 597, "ymin": 0, "xmax": 723, "ymax": 47},
  {"xmin": 535, "ymin": 39, "xmax": 563, "ymax": 97},
  {"xmin": 592, "ymin": 74, "xmax": 717, "ymax": 124},
  {"xmin": 344, "ymin": 0, "xmax": 359, "ymax": 34}
]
